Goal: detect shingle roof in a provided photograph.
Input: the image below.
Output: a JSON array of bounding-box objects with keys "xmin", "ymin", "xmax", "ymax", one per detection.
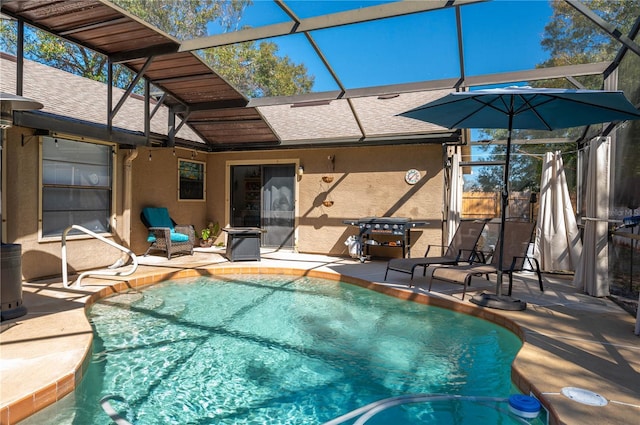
[
  {"xmin": 1, "ymin": 0, "xmax": 457, "ymax": 151},
  {"xmin": 258, "ymin": 90, "xmax": 456, "ymax": 144},
  {"xmin": 0, "ymin": 0, "xmax": 278, "ymax": 149},
  {"xmin": 1, "ymin": 53, "xmax": 202, "ymax": 143},
  {"xmin": 2, "ymin": 53, "xmax": 457, "ymax": 148}
]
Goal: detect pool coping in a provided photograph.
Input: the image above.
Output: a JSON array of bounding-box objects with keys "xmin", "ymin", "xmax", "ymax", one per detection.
[{"xmin": 1, "ymin": 261, "xmax": 638, "ymax": 425}]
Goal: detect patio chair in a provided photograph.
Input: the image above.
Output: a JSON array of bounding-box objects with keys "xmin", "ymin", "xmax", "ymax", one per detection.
[
  {"xmin": 384, "ymin": 220, "xmax": 487, "ymax": 285},
  {"xmin": 140, "ymin": 207, "xmax": 195, "ymax": 259},
  {"xmin": 428, "ymin": 221, "xmax": 544, "ymax": 300}
]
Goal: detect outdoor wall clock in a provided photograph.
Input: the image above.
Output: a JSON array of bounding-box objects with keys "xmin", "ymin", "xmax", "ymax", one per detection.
[{"xmin": 404, "ymin": 168, "xmax": 421, "ymax": 185}]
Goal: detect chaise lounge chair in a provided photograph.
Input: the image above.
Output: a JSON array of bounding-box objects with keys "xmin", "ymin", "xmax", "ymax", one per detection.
[
  {"xmin": 428, "ymin": 221, "xmax": 544, "ymax": 300},
  {"xmin": 384, "ymin": 220, "xmax": 487, "ymax": 285},
  {"xmin": 141, "ymin": 207, "xmax": 195, "ymax": 259}
]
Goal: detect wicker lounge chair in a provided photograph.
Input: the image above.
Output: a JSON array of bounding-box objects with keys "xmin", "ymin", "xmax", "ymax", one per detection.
[
  {"xmin": 428, "ymin": 221, "xmax": 544, "ymax": 299},
  {"xmin": 141, "ymin": 207, "xmax": 195, "ymax": 259},
  {"xmin": 384, "ymin": 220, "xmax": 487, "ymax": 285}
]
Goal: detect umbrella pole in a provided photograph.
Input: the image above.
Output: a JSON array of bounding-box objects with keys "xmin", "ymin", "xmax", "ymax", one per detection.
[
  {"xmin": 496, "ymin": 113, "xmax": 514, "ymax": 296},
  {"xmin": 472, "ymin": 115, "xmax": 526, "ymax": 311}
]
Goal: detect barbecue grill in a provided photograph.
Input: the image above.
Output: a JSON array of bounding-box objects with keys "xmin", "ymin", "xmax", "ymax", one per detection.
[{"xmin": 343, "ymin": 217, "xmax": 428, "ymax": 262}]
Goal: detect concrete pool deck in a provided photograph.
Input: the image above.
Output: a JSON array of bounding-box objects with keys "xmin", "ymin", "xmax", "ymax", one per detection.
[{"xmin": 1, "ymin": 249, "xmax": 638, "ymax": 425}]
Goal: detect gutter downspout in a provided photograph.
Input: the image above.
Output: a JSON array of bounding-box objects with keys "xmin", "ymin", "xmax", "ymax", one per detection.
[
  {"xmin": 109, "ymin": 148, "xmax": 138, "ymax": 269},
  {"xmin": 123, "ymin": 149, "xmax": 138, "ymax": 247}
]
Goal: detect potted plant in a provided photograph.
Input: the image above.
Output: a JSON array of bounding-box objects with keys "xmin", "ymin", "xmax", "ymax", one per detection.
[
  {"xmin": 200, "ymin": 227, "xmax": 212, "ymax": 247},
  {"xmin": 200, "ymin": 221, "xmax": 220, "ymax": 247}
]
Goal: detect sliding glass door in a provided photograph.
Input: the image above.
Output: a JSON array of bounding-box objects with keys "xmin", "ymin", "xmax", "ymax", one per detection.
[
  {"xmin": 230, "ymin": 164, "xmax": 295, "ymax": 248},
  {"xmin": 262, "ymin": 165, "xmax": 295, "ymax": 248}
]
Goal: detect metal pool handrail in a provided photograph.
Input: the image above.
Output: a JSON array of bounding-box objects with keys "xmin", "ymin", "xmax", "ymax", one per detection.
[
  {"xmin": 98, "ymin": 392, "xmax": 536, "ymax": 424},
  {"xmin": 99, "ymin": 395, "xmax": 134, "ymax": 425},
  {"xmin": 323, "ymin": 393, "xmax": 532, "ymax": 425},
  {"xmin": 61, "ymin": 224, "xmax": 138, "ymax": 288}
]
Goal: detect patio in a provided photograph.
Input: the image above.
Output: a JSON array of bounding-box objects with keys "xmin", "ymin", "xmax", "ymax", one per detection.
[
  {"xmin": 0, "ymin": 2, "xmax": 639, "ymax": 424},
  {"xmin": 1, "ymin": 250, "xmax": 638, "ymax": 425}
]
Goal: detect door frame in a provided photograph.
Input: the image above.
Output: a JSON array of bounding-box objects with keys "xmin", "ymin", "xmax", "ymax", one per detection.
[{"xmin": 225, "ymin": 158, "xmax": 301, "ymax": 250}]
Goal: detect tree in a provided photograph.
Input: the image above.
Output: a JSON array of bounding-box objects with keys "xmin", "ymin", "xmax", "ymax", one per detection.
[
  {"xmin": 0, "ymin": 22, "xmax": 121, "ymax": 83},
  {"xmin": 113, "ymin": 0, "xmax": 246, "ymax": 40},
  {"xmin": 0, "ymin": 0, "xmax": 314, "ymax": 97},
  {"xmin": 204, "ymin": 42, "xmax": 313, "ymax": 97},
  {"xmin": 540, "ymin": 1, "xmax": 639, "ymax": 68},
  {"xmin": 113, "ymin": 0, "xmax": 314, "ymax": 97},
  {"xmin": 472, "ymin": 133, "xmax": 577, "ymax": 194},
  {"xmin": 472, "ymin": 1, "xmax": 640, "ymax": 194}
]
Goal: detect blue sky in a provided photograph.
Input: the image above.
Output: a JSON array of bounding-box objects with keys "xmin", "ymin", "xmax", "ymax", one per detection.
[{"xmin": 209, "ymin": 0, "xmax": 554, "ymax": 92}]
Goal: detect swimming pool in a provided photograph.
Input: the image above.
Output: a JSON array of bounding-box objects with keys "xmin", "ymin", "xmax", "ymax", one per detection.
[{"xmin": 21, "ymin": 274, "xmax": 538, "ymax": 424}]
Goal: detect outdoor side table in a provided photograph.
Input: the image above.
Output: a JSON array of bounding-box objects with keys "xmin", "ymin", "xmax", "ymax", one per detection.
[{"xmin": 223, "ymin": 227, "xmax": 262, "ymax": 261}]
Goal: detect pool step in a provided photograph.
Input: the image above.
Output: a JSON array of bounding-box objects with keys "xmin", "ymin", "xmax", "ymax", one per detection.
[
  {"xmin": 101, "ymin": 291, "xmax": 143, "ymax": 304},
  {"xmin": 92, "ymin": 293, "xmax": 186, "ymax": 321}
]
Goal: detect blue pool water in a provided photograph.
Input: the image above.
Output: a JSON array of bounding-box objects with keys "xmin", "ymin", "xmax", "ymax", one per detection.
[{"xmin": 22, "ymin": 274, "xmax": 539, "ymax": 424}]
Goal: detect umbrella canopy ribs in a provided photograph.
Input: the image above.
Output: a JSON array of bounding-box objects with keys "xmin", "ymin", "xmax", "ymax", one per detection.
[{"xmin": 400, "ymin": 86, "xmax": 640, "ymax": 298}]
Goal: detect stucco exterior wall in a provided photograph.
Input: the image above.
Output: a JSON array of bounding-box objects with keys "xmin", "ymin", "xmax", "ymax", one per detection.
[
  {"xmin": 207, "ymin": 143, "xmax": 445, "ymax": 257},
  {"xmin": 129, "ymin": 147, "xmax": 210, "ymax": 255},
  {"xmin": 3, "ymin": 128, "xmax": 125, "ymax": 280},
  {"xmin": 297, "ymin": 144, "xmax": 444, "ymax": 256},
  {"xmin": 5, "ymin": 131, "xmax": 446, "ymax": 280}
]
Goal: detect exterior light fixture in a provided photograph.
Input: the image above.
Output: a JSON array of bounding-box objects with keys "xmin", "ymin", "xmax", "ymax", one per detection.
[
  {"xmin": 298, "ymin": 165, "xmax": 304, "ymax": 176},
  {"xmin": 0, "ymin": 92, "xmax": 44, "ymax": 129},
  {"xmin": 328, "ymin": 155, "xmax": 335, "ymax": 171}
]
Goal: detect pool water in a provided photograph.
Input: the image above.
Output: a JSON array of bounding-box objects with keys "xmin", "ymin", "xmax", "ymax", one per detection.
[{"xmin": 22, "ymin": 274, "xmax": 537, "ymax": 424}]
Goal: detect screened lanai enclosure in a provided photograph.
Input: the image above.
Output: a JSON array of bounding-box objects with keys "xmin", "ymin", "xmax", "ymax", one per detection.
[{"xmin": 1, "ymin": 0, "xmax": 639, "ymax": 304}]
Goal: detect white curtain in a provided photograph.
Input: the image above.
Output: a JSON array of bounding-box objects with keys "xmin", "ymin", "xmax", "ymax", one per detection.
[
  {"xmin": 446, "ymin": 152, "xmax": 463, "ymax": 244},
  {"xmin": 636, "ymin": 291, "xmax": 640, "ymax": 336},
  {"xmin": 534, "ymin": 151, "xmax": 582, "ymax": 272},
  {"xmin": 573, "ymin": 137, "xmax": 611, "ymax": 297}
]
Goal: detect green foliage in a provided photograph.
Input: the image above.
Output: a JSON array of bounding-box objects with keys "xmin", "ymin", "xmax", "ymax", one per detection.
[
  {"xmin": 204, "ymin": 42, "xmax": 314, "ymax": 97},
  {"xmin": 1, "ymin": 19, "xmax": 140, "ymax": 88},
  {"xmin": 533, "ymin": 0, "xmax": 640, "ymax": 91},
  {"xmin": 201, "ymin": 221, "xmax": 220, "ymax": 240},
  {"xmin": 540, "ymin": 0, "xmax": 639, "ymax": 66},
  {"xmin": 0, "ymin": 0, "xmax": 313, "ymax": 98},
  {"xmin": 112, "ymin": 0, "xmax": 246, "ymax": 39},
  {"xmin": 471, "ymin": 140, "xmax": 577, "ymax": 194},
  {"xmin": 112, "ymin": 0, "xmax": 313, "ymax": 97},
  {"xmin": 201, "ymin": 227, "xmax": 212, "ymax": 240},
  {"xmin": 472, "ymin": 0, "xmax": 639, "ymax": 193}
]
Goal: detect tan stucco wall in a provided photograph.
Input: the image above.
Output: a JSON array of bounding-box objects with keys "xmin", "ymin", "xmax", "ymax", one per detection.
[
  {"xmin": 298, "ymin": 144, "xmax": 444, "ymax": 256},
  {"xmin": 301, "ymin": 144, "xmax": 444, "ymax": 256},
  {"xmin": 129, "ymin": 146, "xmax": 210, "ymax": 255},
  {"xmin": 3, "ymin": 128, "xmax": 125, "ymax": 280},
  {"xmin": 5, "ymin": 130, "xmax": 446, "ymax": 280},
  {"xmin": 207, "ymin": 144, "xmax": 445, "ymax": 257}
]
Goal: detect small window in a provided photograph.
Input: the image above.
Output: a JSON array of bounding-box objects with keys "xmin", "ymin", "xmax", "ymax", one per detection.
[
  {"xmin": 178, "ymin": 159, "xmax": 205, "ymax": 201},
  {"xmin": 41, "ymin": 136, "xmax": 113, "ymax": 238}
]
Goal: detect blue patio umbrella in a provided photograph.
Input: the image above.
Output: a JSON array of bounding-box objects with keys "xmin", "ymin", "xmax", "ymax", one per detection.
[{"xmin": 399, "ymin": 86, "xmax": 640, "ymax": 302}]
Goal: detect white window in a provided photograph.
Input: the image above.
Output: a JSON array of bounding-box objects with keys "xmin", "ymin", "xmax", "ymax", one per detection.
[
  {"xmin": 41, "ymin": 136, "xmax": 113, "ymax": 238},
  {"xmin": 178, "ymin": 159, "xmax": 205, "ymax": 201}
]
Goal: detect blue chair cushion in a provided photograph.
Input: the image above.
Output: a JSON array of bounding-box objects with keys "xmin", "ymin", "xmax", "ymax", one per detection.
[
  {"xmin": 147, "ymin": 231, "xmax": 190, "ymax": 243},
  {"xmin": 142, "ymin": 207, "xmax": 175, "ymax": 231}
]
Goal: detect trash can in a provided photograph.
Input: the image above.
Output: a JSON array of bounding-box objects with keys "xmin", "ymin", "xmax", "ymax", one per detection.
[{"xmin": 1, "ymin": 243, "xmax": 27, "ymax": 321}]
